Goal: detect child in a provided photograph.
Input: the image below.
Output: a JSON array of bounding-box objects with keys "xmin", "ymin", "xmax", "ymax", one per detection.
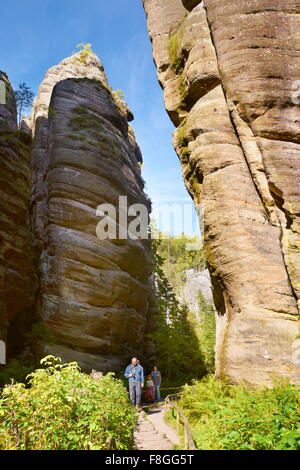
[{"xmin": 145, "ymin": 374, "xmax": 154, "ymax": 403}]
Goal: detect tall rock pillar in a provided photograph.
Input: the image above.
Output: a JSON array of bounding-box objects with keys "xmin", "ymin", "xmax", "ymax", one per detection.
[{"xmin": 142, "ymin": 0, "xmax": 300, "ymax": 384}]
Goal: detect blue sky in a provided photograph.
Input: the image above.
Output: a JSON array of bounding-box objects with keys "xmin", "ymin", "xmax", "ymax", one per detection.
[{"xmin": 1, "ymin": 0, "xmax": 199, "ymax": 236}]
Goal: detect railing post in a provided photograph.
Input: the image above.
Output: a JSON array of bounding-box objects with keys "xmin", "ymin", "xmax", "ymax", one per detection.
[
  {"xmin": 184, "ymin": 427, "xmax": 188, "ymax": 449},
  {"xmin": 165, "ymin": 394, "xmax": 197, "ymax": 450},
  {"xmin": 176, "ymin": 409, "xmax": 180, "ymax": 433}
]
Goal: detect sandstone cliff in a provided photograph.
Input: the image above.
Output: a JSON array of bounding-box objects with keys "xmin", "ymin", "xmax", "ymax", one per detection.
[
  {"xmin": 0, "ymin": 52, "xmax": 154, "ymax": 372},
  {"xmin": 181, "ymin": 268, "xmax": 213, "ymax": 318},
  {"xmin": 28, "ymin": 52, "xmax": 154, "ymax": 371},
  {"xmin": 0, "ymin": 72, "xmax": 34, "ymax": 360},
  {"xmin": 143, "ymin": 0, "xmax": 300, "ymax": 384}
]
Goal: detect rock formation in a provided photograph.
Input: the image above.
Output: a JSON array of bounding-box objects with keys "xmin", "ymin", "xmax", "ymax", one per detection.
[
  {"xmin": 142, "ymin": 0, "xmax": 300, "ymax": 384},
  {"xmin": 0, "ymin": 72, "xmax": 34, "ymax": 360},
  {"xmin": 181, "ymin": 268, "xmax": 213, "ymax": 318},
  {"xmin": 0, "ymin": 52, "xmax": 155, "ymax": 372},
  {"xmin": 28, "ymin": 51, "xmax": 154, "ymax": 371}
]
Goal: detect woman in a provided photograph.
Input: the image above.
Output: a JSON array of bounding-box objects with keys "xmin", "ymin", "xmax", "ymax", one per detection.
[{"xmin": 151, "ymin": 365, "xmax": 162, "ymax": 402}]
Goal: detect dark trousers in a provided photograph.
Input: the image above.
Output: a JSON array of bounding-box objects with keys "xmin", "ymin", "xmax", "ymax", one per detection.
[{"xmin": 129, "ymin": 381, "xmax": 142, "ymax": 406}]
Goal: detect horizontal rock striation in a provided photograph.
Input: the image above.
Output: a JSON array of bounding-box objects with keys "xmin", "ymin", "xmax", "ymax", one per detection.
[
  {"xmin": 143, "ymin": 0, "xmax": 300, "ymax": 384},
  {"xmin": 0, "ymin": 72, "xmax": 34, "ymax": 359},
  {"xmin": 30, "ymin": 54, "xmax": 154, "ymax": 371}
]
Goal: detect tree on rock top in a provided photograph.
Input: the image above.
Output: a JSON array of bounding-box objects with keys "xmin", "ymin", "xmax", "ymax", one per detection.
[{"xmin": 15, "ymin": 83, "xmax": 34, "ymax": 127}]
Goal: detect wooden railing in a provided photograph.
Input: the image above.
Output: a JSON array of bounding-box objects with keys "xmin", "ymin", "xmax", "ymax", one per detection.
[{"xmin": 165, "ymin": 394, "xmax": 197, "ymax": 450}]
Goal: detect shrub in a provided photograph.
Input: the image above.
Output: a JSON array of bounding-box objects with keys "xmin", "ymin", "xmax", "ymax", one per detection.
[
  {"xmin": 0, "ymin": 356, "xmax": 136, "ymax": 450},
  {"xmin": 74, "ymin": 43, "xmax": 94, "ymax": 65},
  {"xmin": 178, "ymin": 376, "xmax": 300, "ymax": 450},
  {"xmin": 112, "ymin": 89, "xmax": 125, "ymax": 102}
]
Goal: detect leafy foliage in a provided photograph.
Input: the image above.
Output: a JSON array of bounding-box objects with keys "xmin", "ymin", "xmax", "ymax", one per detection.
[
  {"xmin": 155, "ymin": 232, "xmax": 205, "ymax": 295},
  {"xmin": 150, "ymin": 238, "xmax": 207, "ymax": 381},
  {"xmin": 75, "ymin": 43, "xmax": 94, "ymax": 64},
  {"xmin": 177, "ymin": 375, "xmax": 300, "ymax": 450},
  {"xmin": 0, "ymin": 356, "xmax": 136, "ymax": 450},
  {"xmin": 112, "ymin": 89, "xmax": 125, "ymax": 102},
  {"xmin": 150, "ymin": 231, "xmax": 215, "ymax": 382}
]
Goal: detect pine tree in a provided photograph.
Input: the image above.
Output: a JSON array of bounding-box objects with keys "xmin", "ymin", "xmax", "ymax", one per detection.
[{"xmin": 15, "ymin": 83, "xmax": 34, "ymax": 127}]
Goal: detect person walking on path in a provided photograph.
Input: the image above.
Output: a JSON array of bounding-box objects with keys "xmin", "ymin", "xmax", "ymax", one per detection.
[
  {"xmin": 151, "ymin": 366, "xmax": 162, "ymax": 402},
  {"xmin": 124, "ymin": 357, "xmax": 144, "ymax": 409},
  {"xmin": 145, "ymin": 374, "xmax": 154, "ymax": 403}
]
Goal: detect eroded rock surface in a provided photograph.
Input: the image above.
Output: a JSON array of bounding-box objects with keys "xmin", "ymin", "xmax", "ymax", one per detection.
[
  {"xmin": 181, "ymin": 268, "xmax": 213, "ymax": 318},
  {"xmin": 0, "ymin": 72, "xmax": 34, "ymax": 359},
  {"xmin": 143, "ymin": 0, "xmax": 300, "ymax": 384},
  {"xmin": 29, "ymin": 53, "xmax": 154, "ymax": 371}
]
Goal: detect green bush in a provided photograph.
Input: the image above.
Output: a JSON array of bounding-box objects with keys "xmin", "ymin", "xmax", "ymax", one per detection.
[
  {"xmin": 0, "ymin": 356, "xmax": 136, "ymax": 450},
  {"xmin": 177, "ymin": 376, "xmax": 300, "ymax": 450},
  {"xmin": 74, "ymin": 43, "xmax": 94, "ymax": 65}
]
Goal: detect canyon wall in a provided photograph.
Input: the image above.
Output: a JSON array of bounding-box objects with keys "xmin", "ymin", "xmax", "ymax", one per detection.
[
  {"xmin": 142, "ymin": 0, "xmax": 300, "ymax": 384},
  {"xmin": 0, "ymin": 53, "xmax": 155, "ymax": 372},
  {"xmin": 29, "ymin": 52, "xmax": 154, "ymax": 371},
  {"xmin": 0, "ymin": 72, "xmax": 34, "ymax": 360}
]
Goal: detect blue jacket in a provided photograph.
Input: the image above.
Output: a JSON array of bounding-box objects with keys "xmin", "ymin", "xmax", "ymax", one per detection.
[{"xmin": 124, "ymin": 364, "xmax": 144, "ymax": 384}]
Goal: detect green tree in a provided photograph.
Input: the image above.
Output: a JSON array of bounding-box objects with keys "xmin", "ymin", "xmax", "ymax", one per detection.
[
  {"xmin": 155, "ymin": 232, "xmax": 205, "ymax": 295},
  {"xmin": 15, "ymin": 83, "xmax": 34, "ymax": 127},
  {"xmin": 151, "ymin": 238, "xmax": 207, "ymax": 382}
]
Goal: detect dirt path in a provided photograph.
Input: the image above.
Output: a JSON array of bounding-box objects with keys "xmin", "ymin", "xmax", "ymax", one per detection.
[{"xmin": 133, "ymin": 405, "xmax": 181, "ymax": 450}]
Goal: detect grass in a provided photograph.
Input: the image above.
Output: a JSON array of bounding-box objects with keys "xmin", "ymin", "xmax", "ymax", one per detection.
[
  {"xmin": 169, "ymin": 375, "xmax": 300, "ymax": 450},
  {"xmin": 164, "ymin": 407, "xmax": 185, "ymax": 449}
]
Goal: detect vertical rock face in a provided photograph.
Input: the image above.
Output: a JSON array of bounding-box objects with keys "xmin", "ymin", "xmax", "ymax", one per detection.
[
  {"xmin": 143, "ymin": 0, "xmax": 300, "ymax": 384},
  {"xmin": 30, "ymin": 53, "xmax": 153, "ymax": 371},
  {"xmin": 181, "ymin": 268, "xmax": 213, "ymax": 317},
  {"xmin": 0, "ymin": 72, "xmax": 34, "ymax": 359}
]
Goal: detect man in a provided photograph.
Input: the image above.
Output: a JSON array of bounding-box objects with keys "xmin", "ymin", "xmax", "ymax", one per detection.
[
  {"xmin": 151, "ymin": 365, "xmax": 162, "ymax": 402},
  {"xmin": 124, "ymin": 357, "xmax": 144, "ymax": 409}
]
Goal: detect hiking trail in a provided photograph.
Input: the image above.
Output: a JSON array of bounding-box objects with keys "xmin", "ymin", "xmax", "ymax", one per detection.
[{"xmin": 133, "ymin": 404, "xmax": 181, "ymax": 450}]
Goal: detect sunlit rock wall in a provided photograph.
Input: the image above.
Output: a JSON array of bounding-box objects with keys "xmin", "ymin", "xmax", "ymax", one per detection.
[{"xmin": 142, "ymin": 0, "xmax": 300, "ymax": 384}]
